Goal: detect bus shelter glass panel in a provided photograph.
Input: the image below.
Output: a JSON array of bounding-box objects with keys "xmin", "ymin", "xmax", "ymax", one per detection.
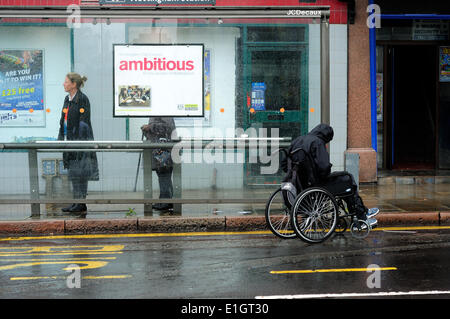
[{"xmin": 0, "ymin": 15, "xmax": 322, "ymax": 217}]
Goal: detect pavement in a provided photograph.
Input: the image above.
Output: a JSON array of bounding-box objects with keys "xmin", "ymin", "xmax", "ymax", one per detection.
[{"xmin": 0, "ymin": 172, "xmax": 449, "ymax": 235}]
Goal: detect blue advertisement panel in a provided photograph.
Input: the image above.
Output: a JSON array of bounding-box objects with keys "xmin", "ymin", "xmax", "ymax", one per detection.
[
  {"xmin": 0, "ymin": 49, "xmax": 45, "ymax": 126},
  {"xmin": 440, "ymin": 46, "xmax": 450, "ymax": 82},
  {"xmin": 251, "ymin": 82, "xmax": 266, "ymax": 111}
]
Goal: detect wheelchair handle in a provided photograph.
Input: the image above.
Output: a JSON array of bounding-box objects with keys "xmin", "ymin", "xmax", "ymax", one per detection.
[
  {"xmin": 271, "ymin": 147, "xmax": 306, "ymax": 159},
  {"xmin": 290, "ymin": 148, "xmax": 306, "ymax": 156},
  {"xmin": 271, "ymin": 148, "xmax": 289, "ymax": 157}
]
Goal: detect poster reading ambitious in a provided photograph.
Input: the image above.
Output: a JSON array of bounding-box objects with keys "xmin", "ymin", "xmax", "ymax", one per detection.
[
  {"xmin": 0, "ymin": 49, "xmax": 45, "ymax": 126},
  {"xmin": 113, "ymin": 44, "xmax": 204, "ymax": 117}
]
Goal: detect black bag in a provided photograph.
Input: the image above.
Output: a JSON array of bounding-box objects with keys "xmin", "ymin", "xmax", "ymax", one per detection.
[{"xmin": 152, "ymin": 148, "xmax": 173, "ymax": 171}]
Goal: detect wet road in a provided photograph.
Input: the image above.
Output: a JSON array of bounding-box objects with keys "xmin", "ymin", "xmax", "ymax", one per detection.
[{"xmin": 2, "ymin": 227, "xmax": 450, "ymax": 299}]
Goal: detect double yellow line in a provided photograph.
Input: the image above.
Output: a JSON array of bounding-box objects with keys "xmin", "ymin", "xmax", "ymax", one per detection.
[{"xmin": 0, "ymin": 225, "xmax": 449, "ymax": 242}]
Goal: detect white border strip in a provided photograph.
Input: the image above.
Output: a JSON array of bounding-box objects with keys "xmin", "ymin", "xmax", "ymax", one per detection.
[{"xmin": 255, "ymin": 290, "xmax": 450, "ymax": 299}]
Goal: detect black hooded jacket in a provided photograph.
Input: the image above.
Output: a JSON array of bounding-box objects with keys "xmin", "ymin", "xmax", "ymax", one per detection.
[
  {"xmin": 58, "ymin": 90, "xmax": 99, "ymax": 181},
  {"xmin": 282, "ymin": 124, "xmax": 334, "ymax": 184}
]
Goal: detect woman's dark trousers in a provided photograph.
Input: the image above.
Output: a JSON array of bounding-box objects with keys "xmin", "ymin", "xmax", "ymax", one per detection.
[{"xmin": 155, "ymin": 167, "xmax": 173, "ymax": 209}]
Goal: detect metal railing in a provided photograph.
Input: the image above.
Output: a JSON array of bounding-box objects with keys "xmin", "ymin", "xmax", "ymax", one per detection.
[{"xmin": 0, "ymin": 138, "xmax": 291, "ymax": 217}]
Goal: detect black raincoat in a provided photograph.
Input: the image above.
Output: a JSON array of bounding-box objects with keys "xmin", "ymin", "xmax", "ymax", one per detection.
[
  {"xmin": 282, "ymin": 123, "xmax": 334, "ymax": 184},
  {"xmin": 141, "ymin": 117, "xmax": 177, "ymax": 171},
  {"xmin": 58, "ymin": 90, "xmax": 99, "ymax": 181}
]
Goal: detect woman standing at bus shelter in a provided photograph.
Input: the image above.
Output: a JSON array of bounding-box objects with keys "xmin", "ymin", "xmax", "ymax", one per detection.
[{"xmin": 58, "ymin": 72, "xmax": 99, "ymax": 215}]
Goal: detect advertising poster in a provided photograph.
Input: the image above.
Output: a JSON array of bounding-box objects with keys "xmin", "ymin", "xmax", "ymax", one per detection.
[
  {"xmin": 175, "ymin": 48, "xmax": 211, "ymax": 127},
  {"xmin": 376, "ymin": 73, "xmax": 383, "ymax": 121},
  {"xmin": 0, "ymin": 49, "xmax": 45, "ymax": 126},
  {"xmin": 204, "ymin": 49, "xmax": 211, "ymax": 123},
  {"xmin": 114, "ymin": 44, "xmax": 204, "ymax": 117},
  {"xmin": 251, "ymin": 82, "xmax": 266, "ymax": 111},
  {"xmin": 440, "ymin": 46, "xmax": 450, "ymax": 82}
]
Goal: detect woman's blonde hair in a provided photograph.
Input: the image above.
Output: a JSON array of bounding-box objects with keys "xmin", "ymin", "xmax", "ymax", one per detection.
[{"xmin": 66, "ymin": 72, "xmax": 88, "ymax": 89}]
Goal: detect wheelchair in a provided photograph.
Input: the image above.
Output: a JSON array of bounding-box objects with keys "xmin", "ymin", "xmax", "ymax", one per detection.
[{"xmin": 265, "ymin": 148, "xmax": 375, "ymax": 243}]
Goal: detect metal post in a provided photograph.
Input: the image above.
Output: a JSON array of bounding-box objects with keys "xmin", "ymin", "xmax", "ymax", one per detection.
[
  {"xmin": 172, "ymin": 161, "xmax": 182, "ymax": 215},
  {"xmin": 142, "ymin": 147, "xmax": 153, "ymax": 216},
  {"xmin": 28, "ymin": 149, "xmax": 40, "ymax": 217},
  {"xmin": 320, "ymin": 14, "xmax": 330, "ymax": 126}
]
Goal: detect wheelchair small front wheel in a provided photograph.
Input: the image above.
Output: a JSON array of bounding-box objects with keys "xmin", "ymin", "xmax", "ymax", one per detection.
[
  {"xmin": 350, "ymin": 219, "xmax": 371, "ymax": 239},
  {"xmin": 291, "ymin": 187, "xmax": 338, "ymax": 244},
  {"xmin": 265, "ymin": 188, "xmax": 297, "ymax": 239}
]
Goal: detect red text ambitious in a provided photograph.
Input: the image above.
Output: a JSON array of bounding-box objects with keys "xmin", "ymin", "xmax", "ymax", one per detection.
[{"xmin": 119, "ymin": 58, "xmax": 195, "ymax": 71}]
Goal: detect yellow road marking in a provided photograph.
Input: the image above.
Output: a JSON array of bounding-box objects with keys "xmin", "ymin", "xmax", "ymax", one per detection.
[
  {"xmin": 0, "ymin": 231, "xmax": 272, "ymax": 241},
  {"xmin": 10, "ymin": 275, "xmax": 131, "ymax": 281},
  {"xmin": 0, "ymin": 246, "xmax": 125, "ymax": 277},
  {"xmin": 0, "ymin": 225, "xmax": 448, "ymax": 242},
  {"xmin": 83, "ymin": 275, "xmax": 132, "ymax": 279},
  {"xmin": 0, "ymin": 245, "xmax": 124, "ymax": 257},
  {"xmin": 10, "ymin": 276, "xmax": 62, "ymax": 280},
  {"xmin": 0, "ymin": 260, "xmax": 108, "ymax": 271},
  {"xmin": 270, "ymin": 267, "xmax": 397, "ymax": 274},
  {"xmin": 0, "ymin": 252, "xmax": 123, "ymax": 257},
  {"xmin": 0, "ymin": 245, "xmax": 124, "ymax": 253},
  {"xmin": 0, "ymin": 257, "xmax": 116, "ymax": 262}
]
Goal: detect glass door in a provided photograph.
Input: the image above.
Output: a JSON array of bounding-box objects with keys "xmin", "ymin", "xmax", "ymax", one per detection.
[{"xmin": 243, "ymin": 46, "xmax": 308, "ymax": 186}]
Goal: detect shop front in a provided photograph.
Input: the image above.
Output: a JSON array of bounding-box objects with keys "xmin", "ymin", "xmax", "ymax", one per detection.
[{"xmin": 374, "ymin": 0, "xmax": 450, "ymax": 170}]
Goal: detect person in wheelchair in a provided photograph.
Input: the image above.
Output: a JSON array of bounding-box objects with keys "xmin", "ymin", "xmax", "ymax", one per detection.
[{"xmin": 281, "ymin": 123, "xmax": 379, "ymax": 222}]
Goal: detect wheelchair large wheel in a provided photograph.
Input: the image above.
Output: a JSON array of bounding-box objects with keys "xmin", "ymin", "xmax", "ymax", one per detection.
[
  {"xmin": 265, "ymin": 188, "xmax": 297, "ymax": 239},
  {"xmin": 291, "ymin": 187, "xmax": 339, "ymax": 244}
]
